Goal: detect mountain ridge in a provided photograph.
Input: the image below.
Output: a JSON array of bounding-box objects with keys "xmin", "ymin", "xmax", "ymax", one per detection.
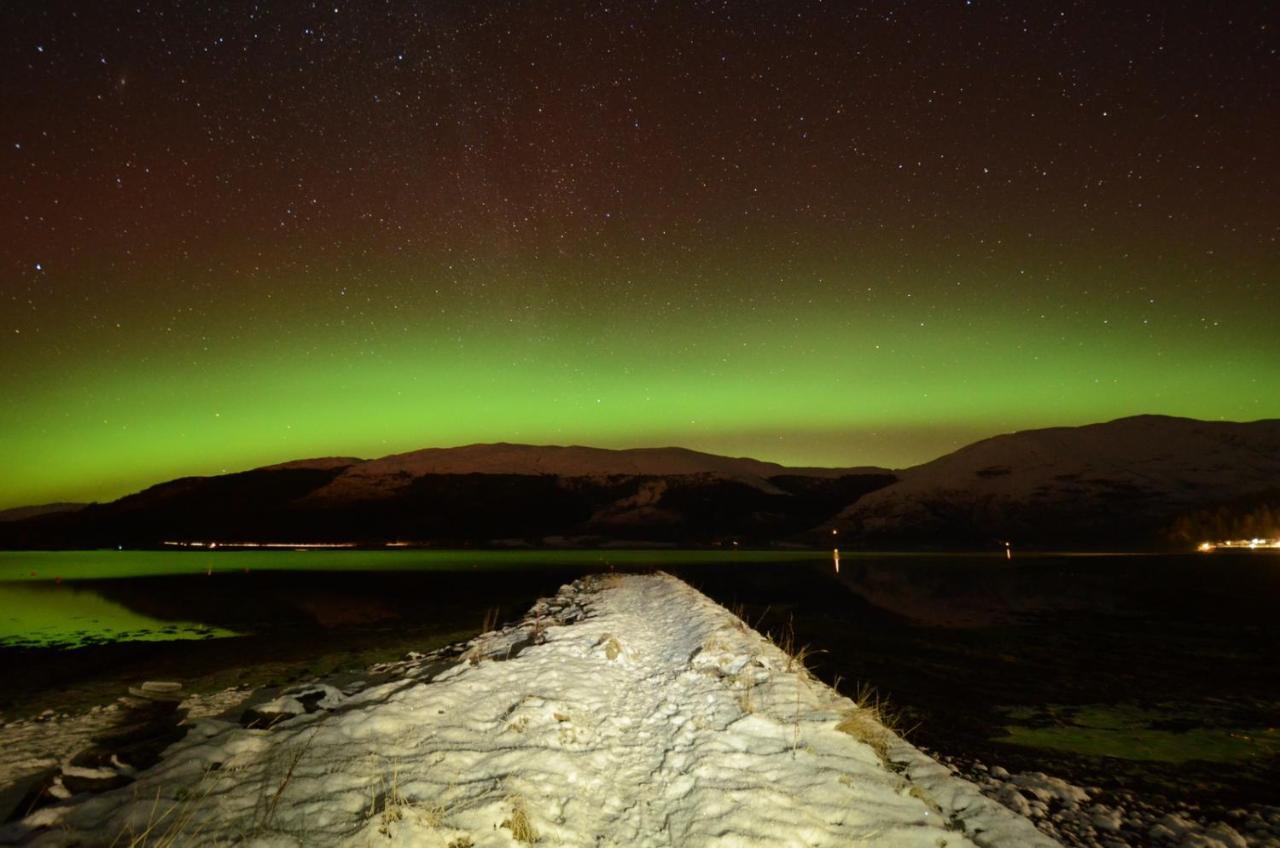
[
  {"xmin": 830, "ymin": 415, "xmax": 1280, "ymax": 546},
  {"xmin": 1, "ymin": 416, "xmax": 1276, "ymax": 549}
]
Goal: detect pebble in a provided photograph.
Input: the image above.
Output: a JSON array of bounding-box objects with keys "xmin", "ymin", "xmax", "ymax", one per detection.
[{"xmin": 951, "ymin": 757, "xmax": 1280, "ymax": 848}]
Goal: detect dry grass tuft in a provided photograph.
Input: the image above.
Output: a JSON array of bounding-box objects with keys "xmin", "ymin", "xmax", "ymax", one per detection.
[
  {"xmin": 909, "ymin": 783, "xmax": 942, "ymax": 811},
  {"xmin": 726, "ymin": 601, "xmax": 750, "ymax": 632},
  {"xmin": 853, "ymin": 682, "xmax": 903, "ymax": 725},
  {"xmin": 835, "ymin": 684, "xmax": 904, "ymax": 765},
  {"xmin": 786, "ymin": 643, "xmax": 823, "ymax": 676},
  {"xmin": 419, "ymin": 801, "xmax": 446, "ymax": 828},
  {"xmin": 111, "ymin": 775, "xmax": 215, "ymax": 848},
  {"xmin": 836, "ymin": 709, "xmax": 893, "ymax": 763},
  {"xmin": 501, "ymin": 796, "xmax": 539, "ymax": 844},
  {"xmin": 481, "ymin": 606, "xmax": 500, "ymax": 633},
  {"xmin": 374, "ymin": 763, "xmax": 410, "ymax": 836},
  {"xmin": 729, "ymin": 660, "xmax": 765, "ymax": 715},
  {"xmin": 370, "ymin": 759, "xmax": 449, "ymax": 835},
  {"xmin": 261, "ymin": 732, "xmax": 314, "ymax": 828},
  {"xmin": 596, "ymin": 573, "xmax": 624, "ymax": 589},
  {"xmin": 769, "ymin": 615, "xmax": 824, "ymax": 675},
  {"xmin": 774, "ymin": 615, "xmax": 797, "ymax": 658}
]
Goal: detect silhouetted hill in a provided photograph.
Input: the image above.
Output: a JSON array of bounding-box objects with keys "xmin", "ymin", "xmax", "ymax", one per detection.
[
  {"xmin": 827, "ymin": 416, "xmax": 1280, "ymax": 548},
  {"xmin": 0, "ymin": 445, "xmax": 891, "ymax": 548},
  {"xmin": 0, "ymin": 502, "xmax": 86, "ymax": 523},
  {"xmin": 4, "ymin": 418, "xmax": 1276, "ymax": 550}
]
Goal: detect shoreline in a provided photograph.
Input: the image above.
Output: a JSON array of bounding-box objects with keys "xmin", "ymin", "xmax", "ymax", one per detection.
[
  {"xmin": 5, "ymin": 573, "xmax": 1056, "ymax": 847},
  {"xmin": 2, "ymin": 572, "xmax": 1274, "ymax": 846}
]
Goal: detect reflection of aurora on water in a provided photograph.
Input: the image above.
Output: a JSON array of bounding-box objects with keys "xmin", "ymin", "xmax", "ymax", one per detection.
[{"xmin": 0, "ymin": 583, "xmax": 237, "ymax": 648}]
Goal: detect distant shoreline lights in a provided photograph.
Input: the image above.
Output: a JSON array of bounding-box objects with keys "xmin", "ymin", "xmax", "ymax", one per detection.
[
  {"xmin": 162, "ymin": 541, "xmax": 357, "ymax": 549},
  {"xmin": 1197, "ymin": 538, "xmax": 1280, "ymax": 552}
]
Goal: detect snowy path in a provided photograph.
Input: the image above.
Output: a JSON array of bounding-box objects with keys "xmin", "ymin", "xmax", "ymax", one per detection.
[{"xmin": 4, "ymin": 573, "xmax": 1057, "ymax": 847}]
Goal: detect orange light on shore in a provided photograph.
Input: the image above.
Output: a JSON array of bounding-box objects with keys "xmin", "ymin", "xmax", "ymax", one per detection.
[
  {"xmin": 161, "ymin": 541, "xmax": 357, "ymax": 549},
  {"xmin": 1197, "ymin": 538, "xmax": 1280, "ymax": 552}
]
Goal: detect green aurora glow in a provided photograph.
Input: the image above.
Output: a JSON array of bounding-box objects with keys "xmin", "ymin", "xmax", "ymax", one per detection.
[
  {"xmin": 4, "ymin": 247, "xmax": 1275, "ymax": 509},
  {"xmin": 2, "ymin": 4, "xmax": 1276, "ymax": 509}
]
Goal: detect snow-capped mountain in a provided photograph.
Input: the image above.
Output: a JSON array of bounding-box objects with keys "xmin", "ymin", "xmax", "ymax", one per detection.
[{"xmin": 829, "ymin": 415, "xmax": 1280, "ymax": 546}]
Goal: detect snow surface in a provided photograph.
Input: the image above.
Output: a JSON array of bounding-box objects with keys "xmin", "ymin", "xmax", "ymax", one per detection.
[
  {"xmin": 4, "ymin": 574, "xmax": 1056, "ymax": 847},
  {"xmin": 831, "ymin": 415, "xmax": 1280, "ymax": 534}
]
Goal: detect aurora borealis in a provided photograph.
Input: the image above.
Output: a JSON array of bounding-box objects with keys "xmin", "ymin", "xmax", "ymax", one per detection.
[{"xmin": 2, "ymin": 2, "xmax": 1276, "ymax": 509}]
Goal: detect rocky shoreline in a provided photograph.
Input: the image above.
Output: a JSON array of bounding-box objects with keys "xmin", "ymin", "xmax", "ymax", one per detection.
[
  {"xmin": 2, "ymin": 573, "xmax": 1276, "ymax": 847},
  {"xmin": 931, "ymin": 749, "xmax": 1280, "ymax": 848},
  {"xmin": 5, "ymin": 573, "xmax": 1056, "ymax": 847}
]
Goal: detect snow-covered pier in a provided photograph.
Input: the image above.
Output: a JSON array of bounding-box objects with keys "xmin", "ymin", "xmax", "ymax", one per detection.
[{"xmin": 5, "ymin": 573, "xmax": 1056, "ymax": 846}]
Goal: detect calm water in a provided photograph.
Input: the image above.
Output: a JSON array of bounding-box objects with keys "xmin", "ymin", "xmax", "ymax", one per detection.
[
  {"xmin": 0, "ymin": 549, "xmax": 815, "ymax": 647},
  {"xmin": 1, "ymin": 548, "xmax": 1276, "ymax": 810}
]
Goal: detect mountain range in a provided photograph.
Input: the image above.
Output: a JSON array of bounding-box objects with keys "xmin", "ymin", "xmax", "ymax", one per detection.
[{"xmin": 2, "ymin": 415, "xmax": 1276, "ymax": 550}]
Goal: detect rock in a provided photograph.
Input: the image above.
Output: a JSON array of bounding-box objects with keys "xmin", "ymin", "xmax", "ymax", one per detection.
[
  {"xmin": 112, "ymin": 726, "xmax": 188, "ymax": 770},
  {"xmin": 288, "ymin": 684, "xmax": 345, "ymax": 712},
  {"xmin": 1156, "ymin": 813, "xmax": 1200, "ymax": 839},
  {"xmin": 1011, "ymin": 771, "xmax": 1090, "ymax": 808},
  {"xmin": 127, "ymin": 684, "xmax": 182, "ymax": 703},
  {"xmin": 1198, "ymin": 822, "xmax": 1248, "ymax": 848},
  {"xmin": 991, "ymin": 765, "xmax": 1010, "ymax": 779},
  {"xmin": 59, "ymin": 766, "xmax": 133, "ymax": 795},
  {"xmin": 995, "ymin": 783, "xmax": 1033, "ymax": 817},
  {"xmin": 93, "ymin": 714, "xmax": 184, "ymax": 748},
  {"xmin": 240, "ymin": 696, "xmax": 307, "ymax": 728},
  {"xmin": 138, "ymin": 681, "xmax": 183, "ymax": 696},
  {"xmin": 68, "ymin": 747, "xmax": 114, "ymax": 770},
  {"xmin": 132, "ymin": 681, "xmax": 185, "ymax": 701},
  {"xmin": 0, "ymin": 767, "xmax": 59, "ymax": 824},
  {"xmin": 114, "ymin": 694, "xmax": 185, "ymax": 721},
  {"xmin": 1092, "ymin": 808, "xmax": 1124, "ymax": 832},
  {"xmin": 50, "ymin": 683, "xmax": 191, "ymax": 802}
]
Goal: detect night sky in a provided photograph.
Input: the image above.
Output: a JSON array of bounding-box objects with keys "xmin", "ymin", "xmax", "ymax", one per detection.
[{"xmin": 2, "ymin": 2, "xmax": 1276, "ymax": 509}]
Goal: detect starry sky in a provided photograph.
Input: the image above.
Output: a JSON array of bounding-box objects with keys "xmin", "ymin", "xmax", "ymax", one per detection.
[{"xmin": 2, "ymin": 2, "xmax": 1277, "ymax": 509}]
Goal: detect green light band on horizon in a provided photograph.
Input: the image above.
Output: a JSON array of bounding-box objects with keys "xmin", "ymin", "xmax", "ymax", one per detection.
[{"xmin": 3, "ymin": 249, "xmax": 1275, "ymax": 509}]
